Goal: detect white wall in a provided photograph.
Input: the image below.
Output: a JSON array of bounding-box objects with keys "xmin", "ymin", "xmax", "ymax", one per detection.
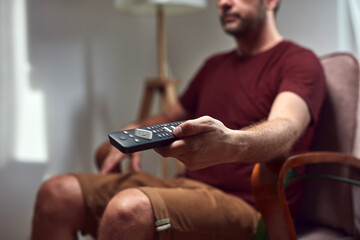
[
  {"xmin": 0, "ymin": 0, "xmax": 354, "ymax": 239},
  {"xmin": 277, "ymin": 0, "xmax": 339, "ymax": 56},
  {"xmin": 28, "ymin": 0, "xmax": 159, "ymax": 175}
]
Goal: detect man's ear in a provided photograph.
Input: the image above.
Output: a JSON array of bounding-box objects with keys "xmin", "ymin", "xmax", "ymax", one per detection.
[{"xmin": 266, "ymin": 0, "xmax": 280, "ymax": 12}]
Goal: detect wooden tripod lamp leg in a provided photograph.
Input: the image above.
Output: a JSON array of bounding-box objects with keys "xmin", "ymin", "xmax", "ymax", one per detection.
[{"xmin": 138, "ymin": 80, "xmax": 155, "ymax": 121}]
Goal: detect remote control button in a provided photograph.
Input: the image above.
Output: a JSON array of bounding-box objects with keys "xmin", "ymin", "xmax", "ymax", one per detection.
[
  {"xmin": 163, "ymin": 127, "xmax": 172, "ymax": 133},
  {"xmin": 129, "ymin": 134, "xmax": 134, "ymax": 138},
  {"xmin": 123, "ymin": 131, "xmax": 129, "ymax": 134},
  {"xmin": 134, "ymin": 128, "xmax": 153, "ymax": 140},
  {"xmin": 134, "ymin": 138, "xmax": 140, "ymax": 143},
  {"xmin": 120, "ymin": 136, "xmax": 126, "ymax": 140}
]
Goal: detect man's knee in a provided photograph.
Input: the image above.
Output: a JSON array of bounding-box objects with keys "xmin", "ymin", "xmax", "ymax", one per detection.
[
  {"xmin": 103, "ymin": 188, "xmax": 153, "ymax": 224},
  {"xmin": 100, "ymin": 188, "xmax": 155, "ymax": 238},
  {"xmin": 34, "ymin": 175, "xmax": 84, "ymax": 220}
]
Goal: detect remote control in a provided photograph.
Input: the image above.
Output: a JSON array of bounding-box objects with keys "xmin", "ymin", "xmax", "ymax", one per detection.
[{"xmin": 108, "ymin": 121, "xmax": 184, "ymax": 154}]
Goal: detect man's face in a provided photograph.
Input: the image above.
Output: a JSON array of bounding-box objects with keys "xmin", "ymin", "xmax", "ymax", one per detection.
[{"xmin": 217, "ymin": 0, "xmax": 267, "ymax": 38}]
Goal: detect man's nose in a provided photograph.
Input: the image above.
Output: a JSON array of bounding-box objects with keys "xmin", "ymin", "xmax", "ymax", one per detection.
[
  {"xmin": 217, "ymin": 0, "xmax": 234, "ymax": 11},
  {"xmin": 218, "ymin": 0, "xmax": 233, "ymax": 6}
]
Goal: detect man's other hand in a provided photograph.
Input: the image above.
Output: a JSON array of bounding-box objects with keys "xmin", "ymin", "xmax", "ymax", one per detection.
[{"xmin": 101, "ymin": 145, "xmax": 141, "ymax": 174}]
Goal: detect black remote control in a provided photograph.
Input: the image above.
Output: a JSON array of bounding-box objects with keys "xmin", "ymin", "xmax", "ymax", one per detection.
[{"xmin": 108, "ymin": 121, "xmax": 184, "ymax": 154}]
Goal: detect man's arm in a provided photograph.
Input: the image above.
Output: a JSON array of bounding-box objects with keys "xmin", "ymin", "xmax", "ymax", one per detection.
[
  {"xmin": 101, "ymin": 100, "xmax": 192, "ymax": 173},
  {"xmin": 155, "ymin": 91, "xmax": 311, "ymax": 170}
]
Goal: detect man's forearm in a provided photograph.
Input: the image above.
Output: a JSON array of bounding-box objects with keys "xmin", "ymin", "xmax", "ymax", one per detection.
[
  {"xmin": 233, "ymin": 91, "xmax": 311, "ymax": 164},
  {"xmin": 156, "ymin": 114, "xmax": 309, "ymax": 170},
  {"xmin": 234, "ymin": 118, "xmax": 303, "ymax": 164}
]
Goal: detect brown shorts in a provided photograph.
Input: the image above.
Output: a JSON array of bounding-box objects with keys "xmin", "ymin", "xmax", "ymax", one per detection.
[{"xmin": 73, "ymin": 171, "xmax": 260, "ymax": 240}]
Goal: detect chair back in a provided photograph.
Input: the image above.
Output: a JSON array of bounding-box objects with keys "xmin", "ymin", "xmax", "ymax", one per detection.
[{"xmin": 297, "ymin": 53, "xmax": 360, "ymax": 235}]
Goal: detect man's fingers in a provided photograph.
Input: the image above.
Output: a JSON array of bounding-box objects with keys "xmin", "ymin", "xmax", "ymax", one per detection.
[
  {"xmin": 130, "ymin": 152, "xmax": 142, "ymax": 171},
  {"xmin": 100, "ymin": 158, "xmax": 113, "ymax": 174},
  {"xmin": 101, "ymin": 158, "xmax": 116, "ymax": 174},
  {"xmin": 155, "ymin": 139, "xmax": 192, "ymax": 158},
  {"xmin": 100, "ymin": 150, "xmax": 123, "ymax": 174},
  {"xmin": 173, "ymin": 116, "xmax": 219, "ymax": 138}
]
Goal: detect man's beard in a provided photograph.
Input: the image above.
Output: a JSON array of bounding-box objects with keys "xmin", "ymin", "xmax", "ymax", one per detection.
[{"xmin": 220, "ymin": 7, "xmax": 266, "ymax": 38}]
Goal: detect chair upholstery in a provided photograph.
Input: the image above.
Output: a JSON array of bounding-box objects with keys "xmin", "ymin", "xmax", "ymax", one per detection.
[
  {"xmin": 252, "ymin": 52, "xmax": 360, "ymax": 240},
  {"xmin": 297, "ymin": 53, "xmax": 360, "ymax": 238},
  {"xmin": 312, "ymin": 52, "xmax": 360, "ymax": 154}
]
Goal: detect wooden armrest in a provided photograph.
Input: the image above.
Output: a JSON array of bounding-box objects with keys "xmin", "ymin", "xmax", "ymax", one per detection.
[
  {"xmin": 252, "ymin": 151, "xmax": 360, "ymax": 240},
  {"xmin": 252, "ymin": 155, "xmax": 296, "ymax": 240},
  {"xmin": 280, "ymin": 152, "xmax": 360, "ymax": 175}
]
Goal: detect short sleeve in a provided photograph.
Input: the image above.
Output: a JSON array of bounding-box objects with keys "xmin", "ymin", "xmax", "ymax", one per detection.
[{"xmin": 279, "ymin": 50, "xmax": 326, "ymax": 124}]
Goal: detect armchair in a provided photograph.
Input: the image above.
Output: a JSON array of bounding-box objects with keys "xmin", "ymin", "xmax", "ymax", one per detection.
[{"xmin": 252, "ymin": 52, "xmax": 360, "ymax": 240}]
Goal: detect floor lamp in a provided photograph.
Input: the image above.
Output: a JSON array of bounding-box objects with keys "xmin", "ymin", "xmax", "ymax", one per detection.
[{"xmin": 114, "ymin": 0, "xmax": 207, "ymax": 177}]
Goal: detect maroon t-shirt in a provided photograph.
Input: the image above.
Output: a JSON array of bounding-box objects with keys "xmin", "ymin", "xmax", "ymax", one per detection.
[{"xmin": 179, "ymin": 41, "xmax": 326, "ymax": 207}]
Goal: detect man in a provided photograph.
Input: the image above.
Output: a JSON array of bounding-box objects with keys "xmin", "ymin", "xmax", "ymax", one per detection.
[{"xmin": 31, "ymin": 0, "xmax": 326, "ymax": 239}]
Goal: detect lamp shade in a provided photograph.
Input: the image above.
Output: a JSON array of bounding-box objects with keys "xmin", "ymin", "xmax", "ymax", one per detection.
[{"xmin": 114, "ymin": 0, "xmax": 207, "ymax": 16}]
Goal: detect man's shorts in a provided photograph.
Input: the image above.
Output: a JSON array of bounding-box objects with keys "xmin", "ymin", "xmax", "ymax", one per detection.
[{"xmin": 73, "ymin": 171, "xmax": 260, "ymax": 240}]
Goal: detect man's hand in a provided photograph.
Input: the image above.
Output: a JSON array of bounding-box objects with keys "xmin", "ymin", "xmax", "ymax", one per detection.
[
  {"xmin": 155, "ymin": 116, "xmax": 240, "ymax": 170},
  {"xmin": 100, "ymin": 145, "xmax": 141, "ymax": 174}
]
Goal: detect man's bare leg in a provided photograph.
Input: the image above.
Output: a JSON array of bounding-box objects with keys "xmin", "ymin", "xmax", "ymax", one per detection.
[
  {"xmin": 31, "ymin": 175, "xmax": 86, "ymax": 240},
  {"xmin": 98, "ymin": 188, "xmax": 155, "ymax": 240}
]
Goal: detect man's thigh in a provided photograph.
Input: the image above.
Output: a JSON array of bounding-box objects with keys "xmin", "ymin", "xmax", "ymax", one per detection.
[
  {"xmin": 140, "ymin": 178, "xmax": 260, "ymax": 240},
  {"xmin": 73, "ymin": 171, "xmax": 259, "ymax": 239}
]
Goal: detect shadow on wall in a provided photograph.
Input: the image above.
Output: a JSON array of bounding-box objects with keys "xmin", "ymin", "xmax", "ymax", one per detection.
[{"xmin": 0, "ymin": 161, "xmax": 47, "ymax": 239}]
